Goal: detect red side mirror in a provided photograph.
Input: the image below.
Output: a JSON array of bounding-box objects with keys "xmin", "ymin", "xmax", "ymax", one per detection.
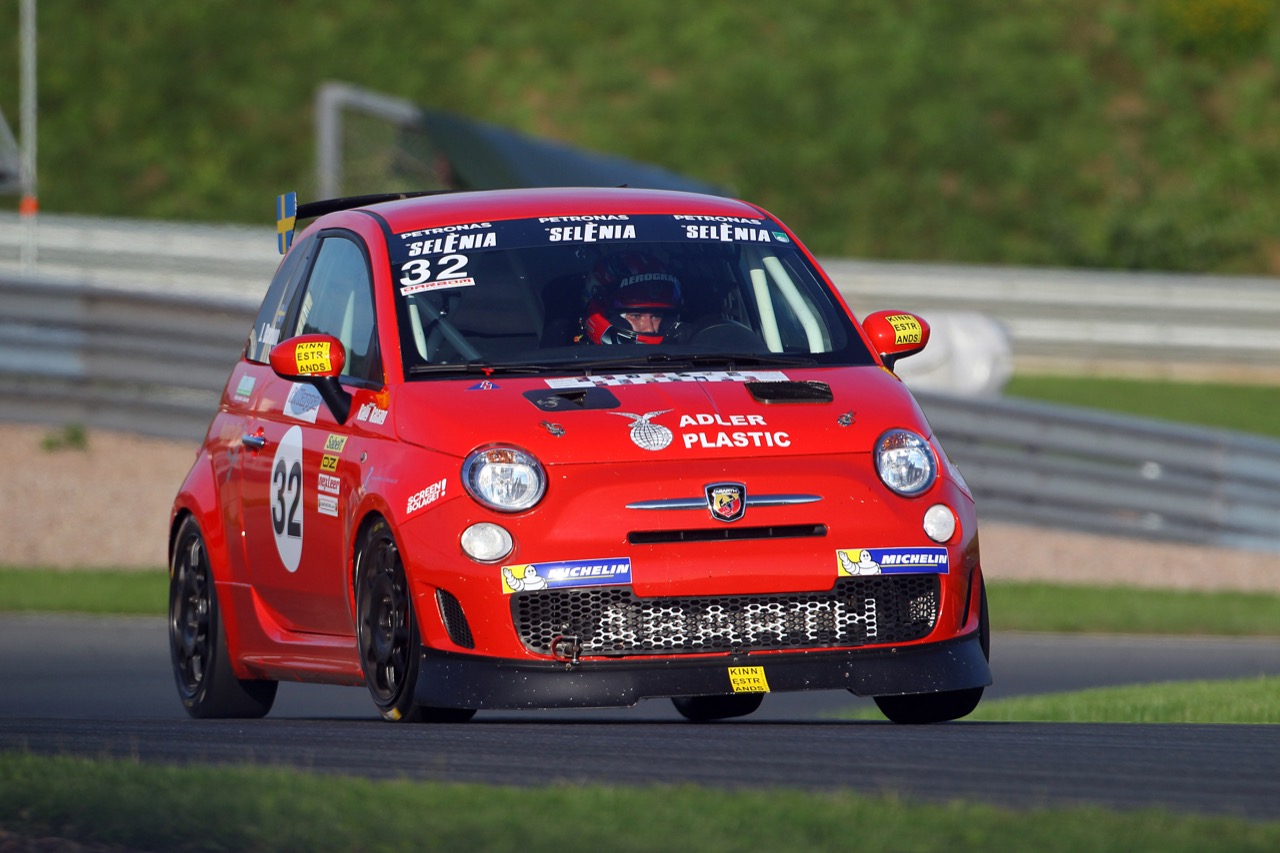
[
  {"xmin": 268, "ymin": 334, "xmax": 353, "ymax": 424},
  {"xmin": 861, "ymin": 311, "xmax": 930, "ymax": 369},
  {"xmin": 269, "ymin": 334, "xmax": 346, "ymax": 379}
]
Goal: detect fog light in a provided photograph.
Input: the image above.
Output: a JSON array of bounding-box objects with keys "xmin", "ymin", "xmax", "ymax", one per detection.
[
  {"xmin": 923, "ymin": 504, "xmax": 956, "ymax": 543},
  {"xmin": 461, "ymin": 522, "xmax": 513, "ymax": 563}
]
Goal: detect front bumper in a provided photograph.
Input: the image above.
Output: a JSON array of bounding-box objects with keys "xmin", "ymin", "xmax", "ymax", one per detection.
[{"xmin": 414, "ymin": 630, "xmax": 991, "ymax": 710}]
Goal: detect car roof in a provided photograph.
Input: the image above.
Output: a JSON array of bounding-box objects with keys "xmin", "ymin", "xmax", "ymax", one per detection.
[{"xmin": 356, "ymin": 186, "xmax": 770, "ymax": 232}]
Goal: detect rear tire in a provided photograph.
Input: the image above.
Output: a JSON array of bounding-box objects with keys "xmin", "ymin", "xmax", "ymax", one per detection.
[
  {"xmin": 355, "ymin": 519, "xmax": 475, "ymax": 723},
  {"xmin": 873, "ymin": 579, "xmax": 989, "ymax": 725},
  {"xmin": 169, "ymin": 516, "xmax": 277, "ymax": 719},
  {"xmin": 672, "ymin": 693, "xmax": 764, "ymax": 722}
]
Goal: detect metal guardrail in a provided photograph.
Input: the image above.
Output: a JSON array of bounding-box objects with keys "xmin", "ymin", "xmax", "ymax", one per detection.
[
  {"xmin": 2, "ymin": 273, "xmax": 1277, "ymax": 554},
  {"xmin": 5, "ymin": 212, "xmax": 1280, "ymax": 381},
  {"xmin": 0, "ymin": 278, "xmax": 252, "ymax": 439},
  {"xmin": 917, "ymin": 392, "xmax": 1280, "ymax": 554},
  {"xmin": 825, "ymin": 258, "xmax": 1280, "ymax": 383}
]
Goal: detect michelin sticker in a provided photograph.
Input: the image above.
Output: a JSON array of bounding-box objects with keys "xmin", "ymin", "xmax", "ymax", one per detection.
[
  {"xmin": 501, "ymin": 558, "xmax": 632, "ymax": 594},
  {"xmin": 837, "ymin": 547, "xmax": 949, "ymax": 576}
]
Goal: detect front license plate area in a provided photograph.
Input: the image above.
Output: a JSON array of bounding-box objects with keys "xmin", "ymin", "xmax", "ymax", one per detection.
[{"xmin": 728, "ymin": 665, "xmax": 770, "ymax": 693}]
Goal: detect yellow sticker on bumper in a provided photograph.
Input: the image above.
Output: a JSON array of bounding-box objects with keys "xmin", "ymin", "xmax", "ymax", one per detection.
[{"xmin": 728, "ymin": 665, "xmax": 770, "ymax": 693}]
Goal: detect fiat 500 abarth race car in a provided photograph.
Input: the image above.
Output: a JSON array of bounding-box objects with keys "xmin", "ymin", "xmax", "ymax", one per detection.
[{"xmin": 169, "ymin": 186, "xmax": 990, "ymax": 724}]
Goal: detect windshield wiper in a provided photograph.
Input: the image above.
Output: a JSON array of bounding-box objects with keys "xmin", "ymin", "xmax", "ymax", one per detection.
[
  {"xmin": 407, "ymin": 361, "xmax": 573, "ymax": 376},
  {"xmin": 681, "ymin": 353, "xmax": 818, "ymax": 368}
]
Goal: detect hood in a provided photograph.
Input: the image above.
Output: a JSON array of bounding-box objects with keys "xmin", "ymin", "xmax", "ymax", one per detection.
[{"xmin": 391, "ymin": 366, "xmax": 932, "ymax": 464}]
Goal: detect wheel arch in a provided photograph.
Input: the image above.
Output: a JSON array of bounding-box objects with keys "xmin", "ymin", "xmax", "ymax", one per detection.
[
  {"xmin": 169, "ymin": 450, "xmax": 235, "ymax": 584},
  {"xmin": 348, "ymin": 502, "xmax": 395, "ymax": 617},
  {"xmin": 168, "ymin": 451, "xmax": 253, "ymax": 674}
]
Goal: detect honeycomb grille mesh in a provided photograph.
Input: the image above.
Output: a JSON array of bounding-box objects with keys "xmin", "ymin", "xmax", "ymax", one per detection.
[{"xmin": 512, "ymin": 576, "xmax": 939, "ymax": 657}]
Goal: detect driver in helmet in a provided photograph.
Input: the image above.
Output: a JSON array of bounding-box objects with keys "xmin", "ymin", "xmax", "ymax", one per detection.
[{"xmin": 580, "ymin": 252, "xmax": 683, "ymax": 345}]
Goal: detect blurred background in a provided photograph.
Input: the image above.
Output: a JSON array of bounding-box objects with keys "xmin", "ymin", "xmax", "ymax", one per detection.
[
  {"xmin": 1, "ymin": 0, "xmax": 1277, "ymax": 556},
  {"xmin": 3, "ymin": 0, "xmax": 1279, "ymax": 272}
]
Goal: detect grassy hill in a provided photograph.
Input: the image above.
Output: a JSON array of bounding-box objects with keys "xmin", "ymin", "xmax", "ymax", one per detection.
[{"xmin": 1, "ymin": 0, "xmax": 1278, "ymax": 274}]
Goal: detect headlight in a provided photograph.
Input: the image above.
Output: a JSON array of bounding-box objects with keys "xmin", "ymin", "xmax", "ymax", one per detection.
[
  {"xmin": 462, "ymin": 446, "xmax": 546, "ymax": 512},
  {"xmin": 875, "ymin": 429, "xmax": 937, "ymax": 496}
]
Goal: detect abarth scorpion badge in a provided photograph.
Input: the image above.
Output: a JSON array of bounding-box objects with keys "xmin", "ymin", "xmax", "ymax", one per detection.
[{"xmin": 705, "ymin": 482, "xmax": 746, "ymax": 522}]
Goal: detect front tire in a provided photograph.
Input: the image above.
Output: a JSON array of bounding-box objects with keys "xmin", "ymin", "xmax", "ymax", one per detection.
[
  {"xmin": 355, "ymin": 519, "xmax": 475, "ymax": 723},
  {"xmin": 169, "ymin": 516, "xmax": 277, "ymax": 719},
  {"xmin": 873, "ymin": 579, "xmax": 989, "ymax": 725},
  {"xmin": 672, "ymin": 693, "xmax": 764, "ymax": 722}
]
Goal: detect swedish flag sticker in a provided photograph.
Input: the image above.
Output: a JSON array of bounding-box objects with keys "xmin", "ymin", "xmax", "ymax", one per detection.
[{"xmin": 276, "ymin": 192, "xmax": 298, "ymax": 255}]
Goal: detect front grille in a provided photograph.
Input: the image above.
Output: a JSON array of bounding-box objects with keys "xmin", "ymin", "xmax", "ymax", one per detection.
[
  {"xmin": 512, "ymin": 575, "xmax": 939, "ymax": 657},
  {"xmin": 629, "ymin": 524, "xmax": 826, "ymax": 545}
]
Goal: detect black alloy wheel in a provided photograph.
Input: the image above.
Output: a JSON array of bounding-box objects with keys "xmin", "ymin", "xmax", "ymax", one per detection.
[
  {"xmin": 355, "ymin": 519, "xmax": 475, "ymax": 723},
  {"xmin": 169, "ymin": 516, "xmax": 277, "ymax": 718}
]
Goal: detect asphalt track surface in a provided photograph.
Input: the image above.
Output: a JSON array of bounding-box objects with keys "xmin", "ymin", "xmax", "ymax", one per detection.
[{"xmin": 2, "ymin": 615, "xmax": 1279, "ymax": 820}]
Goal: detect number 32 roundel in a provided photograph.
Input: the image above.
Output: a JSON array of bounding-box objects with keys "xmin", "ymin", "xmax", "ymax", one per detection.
[{"xmin": 271, "ymin": 425, "xmax": 304, "ymax": 572}]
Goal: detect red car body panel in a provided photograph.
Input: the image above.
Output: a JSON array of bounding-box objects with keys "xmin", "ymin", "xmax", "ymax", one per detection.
[{"xmin": 170, "ymin": 186, "xmax": 990, "ymax": 719}]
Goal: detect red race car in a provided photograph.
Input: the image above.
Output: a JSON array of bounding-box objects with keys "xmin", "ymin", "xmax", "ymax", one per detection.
[{"xmin": 169, "ymin": 187, "xmax": 989, "ymax": 724}]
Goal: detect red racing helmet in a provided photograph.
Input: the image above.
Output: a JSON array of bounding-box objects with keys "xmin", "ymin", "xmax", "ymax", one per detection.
[{"xmin": 582, "ymin": 252, "xmax": 683, "ymax": 345}]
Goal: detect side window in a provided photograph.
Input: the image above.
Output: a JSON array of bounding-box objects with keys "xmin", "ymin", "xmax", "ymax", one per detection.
[
  {"xmin": 246, "ymin": 234, "xmax": 315, "ymax": 364},
  {"xmin": 293, "ymin": 235, "xmax": 382, "ymax": 384}
]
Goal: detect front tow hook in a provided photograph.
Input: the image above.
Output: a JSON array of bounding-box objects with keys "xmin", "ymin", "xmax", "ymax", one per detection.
[{"xmin": 551, "ymin": 635, "xmax": 583, "ymax": 666}]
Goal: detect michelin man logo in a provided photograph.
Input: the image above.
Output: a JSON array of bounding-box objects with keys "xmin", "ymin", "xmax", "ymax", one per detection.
[
  {"xmin": 838, "ymin": 549, "xmax": 881, "ymax": 576},
  {"xmin": 502, "ymin": 565, "xmax": 547, "ymax": 592}
]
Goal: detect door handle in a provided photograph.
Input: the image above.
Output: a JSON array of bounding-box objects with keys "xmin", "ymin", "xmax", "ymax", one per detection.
[{"xmin": 241, "ymin": 433, "xmax": 267, "ymax": 451}]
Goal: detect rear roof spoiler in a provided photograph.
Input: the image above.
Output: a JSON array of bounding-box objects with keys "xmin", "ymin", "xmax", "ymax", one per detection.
[{"xmin": 275, "ymin": 190, "xmax": 449, "ymax": 254}]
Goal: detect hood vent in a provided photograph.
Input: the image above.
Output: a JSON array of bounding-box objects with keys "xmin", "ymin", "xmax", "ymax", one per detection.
[
  {"xmin": 745, "ymin": 381, "xmax": 833, "ymax": 404},
  {"xmin": 523, "ymin": 386, "xmax": 621, "ymax": 412}
]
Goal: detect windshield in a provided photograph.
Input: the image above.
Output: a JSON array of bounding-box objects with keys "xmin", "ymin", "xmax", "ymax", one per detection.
[{"xmin": 388, "ymin": 213, "xmax": 874, "ymax": 376}]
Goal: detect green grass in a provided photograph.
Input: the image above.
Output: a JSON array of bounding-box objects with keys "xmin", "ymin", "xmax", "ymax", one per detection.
[
  {"xmin": 2, "ymin": 1, "xmax": 1280, "ymax": 275},
  {"xmin": 1, "ymin": 753, "xmax": 1278, "ymax": 852},
  {"xmin": 966, "ymin": 676, "xmax": 1280, "ymax": 723},
  {"xmin": 1004, "ymin": 376, "xmax": 1280, "ymax": 439},
  {"xmin": 4, "ymin": 569, "xmax": 1278, "ymax": 637},
  {"xmin": 988, "ymin": 582, "xmax": 1280, "ymax": 637},
  {"xmin": 0, "ymin": 567, "xmax": 166, "ymax": 616},
  {"xmin": 837, "ymin": 676, "xmax": 1280, "ymax": 723}
]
